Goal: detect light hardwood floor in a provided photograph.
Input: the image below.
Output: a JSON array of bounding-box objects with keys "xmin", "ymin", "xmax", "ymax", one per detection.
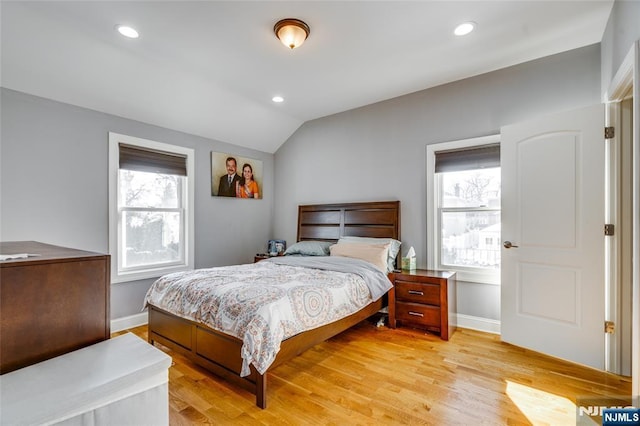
[{"xmin": 118, "ymin": 322, "xmax": 631, "ymax": 425}]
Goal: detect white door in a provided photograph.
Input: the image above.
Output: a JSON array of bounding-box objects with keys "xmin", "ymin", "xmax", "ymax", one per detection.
[{"xmin": 501, "ymin": 104, "xmax": 605, "ymax": 369}]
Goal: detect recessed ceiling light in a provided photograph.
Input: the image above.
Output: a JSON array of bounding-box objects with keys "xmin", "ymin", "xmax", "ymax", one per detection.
[
  {"xmin": 116, "ymin": 25, "xmax": 139, "ymax": 39},
  {"xmin": 272, "ymin": 96, "xmax": 284, "ymax": 103},
  {"xmin": 454, "ymin": 22, "xmax": 476, "ymax": 36}
]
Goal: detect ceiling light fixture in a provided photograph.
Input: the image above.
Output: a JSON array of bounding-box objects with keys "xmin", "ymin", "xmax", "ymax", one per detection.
[
  {"xmin": 272, "ymin": 96, "xmax": 284, "ymax": 103},
  {"xmin": 454, "ymin": 22, "xmax": 476, "ymax": 36},
  {"xmin": 116, "ymin": 25, "xmax": 139, "ymax": 39},
  {"xmin": 274, "ymin": 18, "xmax": 310, "ymax": 49}
]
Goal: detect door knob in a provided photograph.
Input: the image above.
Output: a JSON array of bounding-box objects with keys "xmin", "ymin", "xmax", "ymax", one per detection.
[{"xmin": 503, "ymin": 241, "xmax": 519, "ymax": 249}]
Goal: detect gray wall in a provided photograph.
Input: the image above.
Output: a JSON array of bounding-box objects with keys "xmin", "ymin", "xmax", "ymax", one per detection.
[
  {"xmin": 601, "ymin": 0, "xmax": 640, "ymax": 96},
  {"xmin": 273, "ymin": 44, "xmax": 602, "ymax": 322},
  {"xmin": 0, "ymin": 89, "xmax": 274, "ymax": 319}
]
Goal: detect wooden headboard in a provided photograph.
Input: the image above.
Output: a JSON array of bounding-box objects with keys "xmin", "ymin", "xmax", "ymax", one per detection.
[{"xmin": 297, "ymin": 201, "xmax": 400, "ymax": 243}]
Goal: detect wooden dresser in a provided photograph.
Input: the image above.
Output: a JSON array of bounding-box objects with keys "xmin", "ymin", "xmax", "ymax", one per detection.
[
  {"xmin": 388, "ymin": 269, "xmax": 456, "ymax": 340},
  {"xmin": 0, "ymin": 241, "xmax": 110, "ymax": 374}
]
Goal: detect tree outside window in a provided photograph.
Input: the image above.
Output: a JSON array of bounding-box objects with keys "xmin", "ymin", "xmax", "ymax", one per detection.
[{"xmin": 439, "ymin": 167, "xmax": 501, "ymax": 270}]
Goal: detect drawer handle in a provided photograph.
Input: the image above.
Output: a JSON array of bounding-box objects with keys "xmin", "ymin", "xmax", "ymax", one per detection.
[
  {"xmin": 408, "ymin": 311, "xmax": 424, "ymax": 317},
  {"xmin": 408, "ymin": 290, "xmax": 424, "ymax": 296}
]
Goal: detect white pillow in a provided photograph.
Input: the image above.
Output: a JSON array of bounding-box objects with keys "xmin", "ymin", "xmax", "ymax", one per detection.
[
  {"xmin": 329, "ymin": 242, "xmax": 390, "ymax": 273},
  {"xmin": 338, "ymin": 236, "xmax": 401, "ymax": 272}
]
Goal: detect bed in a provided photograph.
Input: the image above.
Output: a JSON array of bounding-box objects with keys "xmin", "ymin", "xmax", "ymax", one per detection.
[{"xmin": 146, "ymin": 200, "xmax": 400, "ymax": 408}]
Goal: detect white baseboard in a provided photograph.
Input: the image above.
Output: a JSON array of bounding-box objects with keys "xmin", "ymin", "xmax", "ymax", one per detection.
[
  {"xmin": 110, "ymin": 311, "xmax": 498, "ymax": 335},
  {"xmin": 111, "ymin": 311, "xmax": 148, "ymax": 333},
  {"xmin": 454, "ymin": 313, "xmax": 501, "ymax": 335}
]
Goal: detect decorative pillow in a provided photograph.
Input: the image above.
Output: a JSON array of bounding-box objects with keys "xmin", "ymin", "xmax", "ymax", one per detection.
[
  {"xmin": 338, "ymin": 236, "xmax": 401, "ymax": 272},
  {"xmin": 329, "ymin": 242, "xmax": 390, "ymax": 273},
  {"xmin": 284, "ymin": 240, "xmax": 332, "ymax": 256}
]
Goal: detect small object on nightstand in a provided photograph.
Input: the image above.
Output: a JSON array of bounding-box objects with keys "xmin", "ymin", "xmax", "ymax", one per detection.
[
  {"xmin": 388, "ymin": 269, "xmax": 456, "ymax": 340},
  {"xmin": 401, "ymin": 257, "xmax": 416, "ymax": 271},
  {"xmin": 267, "ymin": 240, "xmax": 286, "ymax": 256},
  {"xmin": 401, "ymin": 246, "xmax": 416, "ymax": 271}
]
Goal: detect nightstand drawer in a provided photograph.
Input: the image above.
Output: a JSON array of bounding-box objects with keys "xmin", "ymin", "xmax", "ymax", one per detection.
[
  {"xmin": 395, "ymin": 302, "xmax": 440, "ymax": 327},
  {"xmin": 394, "ymin": 280, "xmax": 440, "ymax": 305}
]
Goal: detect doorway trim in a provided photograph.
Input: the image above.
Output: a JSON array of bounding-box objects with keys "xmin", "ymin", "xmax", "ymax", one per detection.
[{"xmin": 604, "ymin": 39, "xmax": 639, "ymax": 402}]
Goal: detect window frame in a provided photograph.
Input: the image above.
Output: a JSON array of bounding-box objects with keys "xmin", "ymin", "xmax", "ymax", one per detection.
[
  {"xmin": 426, "ymin": 134, "xmax": 501, "ymax": 285},
  {"xmin": 108, "ymin": 132, "xmax": 195, "ymax": 283}
]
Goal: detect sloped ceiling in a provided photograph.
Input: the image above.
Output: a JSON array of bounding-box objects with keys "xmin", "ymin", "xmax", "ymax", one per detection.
[{"xmin": 1, "ymin": 1, "xmax": 614, "ymax": 153}]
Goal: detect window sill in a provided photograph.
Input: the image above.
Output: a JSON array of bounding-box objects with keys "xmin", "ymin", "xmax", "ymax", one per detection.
[
  {"xmin": 439, "ymin": 268, "xmax": 499, "ymax": 285},
  {"xmin": 111, "ymin": 264, "xmax": 193, "ymax": 284}
]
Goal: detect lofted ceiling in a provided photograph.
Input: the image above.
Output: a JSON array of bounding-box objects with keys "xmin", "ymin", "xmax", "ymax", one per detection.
[{"xmin": 1, "ymin": 1, "xmax": 614, "ymax": 153}]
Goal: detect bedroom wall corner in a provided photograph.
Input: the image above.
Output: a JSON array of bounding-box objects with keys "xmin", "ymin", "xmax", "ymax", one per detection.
[{"xmin": 600, "ymin": 0, "xmax": 640, "ymax": 98}]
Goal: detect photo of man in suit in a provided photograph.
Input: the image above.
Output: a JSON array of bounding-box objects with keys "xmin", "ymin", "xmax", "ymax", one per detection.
[{"xmin": 217, "ymin": 157, "xmax": 240, "ymax": 197}]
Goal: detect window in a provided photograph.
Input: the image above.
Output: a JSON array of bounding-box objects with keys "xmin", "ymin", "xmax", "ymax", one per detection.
[
  {"xmin": 427, "ymin": 135, "xmax": 500, "ymax": 284},
  {"xmin": 109, "ymin": 133, "xmax": 194, "ymax": 283}
]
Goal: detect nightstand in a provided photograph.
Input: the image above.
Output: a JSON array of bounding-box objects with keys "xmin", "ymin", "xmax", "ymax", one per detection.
[{"xmin": 388, "ymin": 269, "xmax": 456, "ymax": 340}]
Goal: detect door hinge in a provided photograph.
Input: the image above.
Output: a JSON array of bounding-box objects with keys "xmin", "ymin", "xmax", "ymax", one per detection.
[
  {"xmin": 605, "ymin": 321, "xmax": 615, "ymax": 334},
  {"xmin": 604, "ymin": 224, "xmax": 615, "ymax": 236},
  {"xmin": 605, "ymin": 126, "xmax": 615, "ymax": 139}
]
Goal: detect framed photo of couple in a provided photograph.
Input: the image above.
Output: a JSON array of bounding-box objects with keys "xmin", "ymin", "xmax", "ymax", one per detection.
[{"xmin": 211, "ymin": 151, "xmax": 263, "ymax": 199}]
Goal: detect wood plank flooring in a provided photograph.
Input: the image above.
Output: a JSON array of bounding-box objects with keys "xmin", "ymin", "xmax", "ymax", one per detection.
[{"xmin": 117, "ymin": 322, "xmax": 631, "ymax": 425}]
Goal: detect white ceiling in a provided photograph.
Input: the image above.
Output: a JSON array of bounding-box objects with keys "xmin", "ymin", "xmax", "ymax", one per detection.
[{"xmin": 1, "ymin": 1, "xmax": 614, "ymax": 153}]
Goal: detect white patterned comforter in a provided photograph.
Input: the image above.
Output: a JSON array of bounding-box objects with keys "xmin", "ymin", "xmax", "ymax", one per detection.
[{"xmin": 144, "ymin": 256, "xmax": 392, "ymax": 376}]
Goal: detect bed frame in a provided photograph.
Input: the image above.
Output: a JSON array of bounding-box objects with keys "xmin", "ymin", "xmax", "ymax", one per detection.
[{"xmin": 148, "ymin": 200, "xmax": 400, "ymax": 408}]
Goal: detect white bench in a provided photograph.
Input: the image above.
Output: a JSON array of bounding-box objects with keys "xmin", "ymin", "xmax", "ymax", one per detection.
[{"xmin": 1, "ymin": 333, "xmax": 172, "ymax": 426}]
